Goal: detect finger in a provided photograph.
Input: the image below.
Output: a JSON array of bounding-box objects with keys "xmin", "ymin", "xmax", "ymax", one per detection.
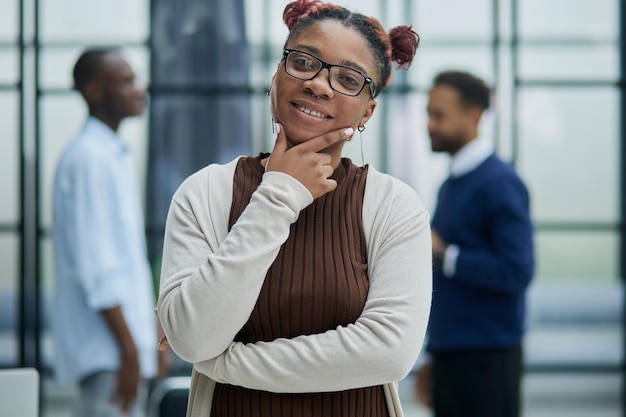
[
  {"xmin": 121, "ymin": 387, "xmax": 137, "ymax": 414},
  {"xmin": 298, "ymin": 127, "xmax": 354, "ymax": 154},
  {"xmin": 111, "ymin": 387, "xmax": 128, "ymax": 414},
  {"xmin": 157, "ymin": 336, "xmax": 170, "ymax": 351},
  {"xmin": 269, "ymin": 122, "xmax": 286, "ymax": 157},
  {"xmin": 321, "ymin": 162, "xmax": 334, "ymax": 178},
  {"xmin": 325, "ymin": 178, "xmax": 338, "ymax": 193},
  {"xmin": 317, "ymin": 152, "xmax": 332, "ymax": 166}
]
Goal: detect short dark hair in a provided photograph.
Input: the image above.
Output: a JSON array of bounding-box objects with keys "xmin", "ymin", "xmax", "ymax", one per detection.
[
  {"xmin": 433, "ymin": 70, "xmax": 491, "ymax": 110},
  {"xmin": 72, "ymin": 48, "xmax": 118, "ymax": 92}
]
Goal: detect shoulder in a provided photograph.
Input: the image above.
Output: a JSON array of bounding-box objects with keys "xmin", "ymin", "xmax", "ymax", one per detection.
[
  {"xmin": 55, "ymin": 137, "xmax": 113, "ymax": 180},
  {"xmin": 471, "ymin": 155, "xmax": 528, "ymax": 192},
  {"xmin": 362, "ymin": 167, "xmax": 431, "ymax": 265},
  {"xmin": 365, "ymin": 166, "xmax": 426, "ymax": 212},
  {"xmin": 62, "ymin": 121, "xmax": 121, "ymax": 160},
  {"xmin": 477, "ymin": 155, "xmax": 530, "ymax": 205},
  {"xmin": 482, "ymin": 155, "xmax": 523, "ymax": 181},
  {"xmin": 171, "ymin": 157, "xmax": 241, "ymax": 210},
  {"xmin": 363, "ymin": 166, "xmax": 429, "ymax": 237}
]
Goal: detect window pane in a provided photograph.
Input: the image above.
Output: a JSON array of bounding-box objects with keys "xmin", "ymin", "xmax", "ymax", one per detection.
[
  {"xmin": 0, "ymin": 48, "xmax": 19, "ymax": 85},
  {"xmin": 415, "ymin": 0, "xmax": 492, "ymax": 40},
  {"xmin": 519, "ymin": 0, "xmax": 618, "ymax": 40},
  {"xmin": 385, "ymin": 1, "xmax": 411, "ymax": 28},
  {"xmin": 244, "ymin": 0, "xmax": 265, "ymax": 46},
  {"xmin": 40, "ymin": 46, "xmax": 149, "ymax": 90},
  {"xmin": 0, "ymin": 92, "xmax": 19, "ymax": 224},
  {"xmin": 495, "ymin": 45, "xmax": 515, "ymax": 160},
  {"xmin": 526, "ymin": 320, "xmax": 621, "ymax": 368},
  {"xmin": 526, "ymin": 279, "xmax": 621, "ymax": 369},
  {"xmin": 409, "ymin": 46, "xmax": 494, "ymax": 89},
  {"xmin": 0, "ymin": 233, "xmax": 19, "ymax": 366},
  {"xmin": 335, "ymin": 0, "xmax": 381, "ymax": 15},
  {"xmin": 246, "ymin": 46, "xmax": 270, "ymax": 90},
  {"xmin": 522, "ymin": 374, "xmax": 621, "ymax": 414},
  {"xmin": 40, "ymin": 0, "xmax": 149, "ymax": 42},
  {"xmin": 146, "ymin": 93, "xmax": 250, "ymax": 245},
  {"xmin": 151, "ymin": 3, "xmax": 247, "ymax": 87},
  {"xmin": 518, "ymin": 88, "xmax": 619, "ymax": 223},
  {"xmin": 248, "ymin": 93, "xmax": 273, "ymax": 155},
  {"xmin": 0, "ymin": 0, "xmax": 18, "ymax": 42},
  {"xmin": 526, "ymin": 324, "xmax": 621, "ymax": 368},
  {"xmin": 265, "ymin": 0, "xmax": 289, "ymax": 45},
  {"xmin": 519, "ymin": 45, "xmax": 619, "ymax": 81},
  {"xmin": 534, "ymin": 231, "xmax": 618, "ymax": 283},
  {"xmin": 260, "ymin": 0, "xmax": 384, "ymax": 46}
]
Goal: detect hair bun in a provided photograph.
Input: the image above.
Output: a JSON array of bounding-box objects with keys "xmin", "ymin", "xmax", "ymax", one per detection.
[
  {"xmin": 389, "ymin": 25, "xmax": 420, "ymax": 69},
  {"xmin": 283, "ymin": 0, "xmax": 323, "ymax": 31}
]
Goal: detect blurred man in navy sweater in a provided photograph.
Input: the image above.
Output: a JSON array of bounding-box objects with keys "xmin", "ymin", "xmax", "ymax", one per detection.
[{"xmin": 415, "ymin": 70, "xmax": 534, "ymax": 417}]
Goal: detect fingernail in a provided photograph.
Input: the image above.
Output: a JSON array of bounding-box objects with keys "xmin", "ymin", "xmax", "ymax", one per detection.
[
  {"xmin": 276, "ymin": 123, "xmax": 280, "ymax": 134},
  {"xmin": 344, "ymin": 127, "xmax": 354, "ymax": 136}
]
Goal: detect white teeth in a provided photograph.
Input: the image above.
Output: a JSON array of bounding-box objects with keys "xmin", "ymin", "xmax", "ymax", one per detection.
[{"xmin": 297, "ymin": 105, "xmax": 328, "ymax": 119}]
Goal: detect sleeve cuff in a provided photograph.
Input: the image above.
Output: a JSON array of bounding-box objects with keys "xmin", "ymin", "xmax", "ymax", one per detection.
[
  {"xmin": 442, "ymin": 244, "xmax": 459, "ymax": 277},
  {"xmin": 84, "ymin": 274, "xmax": 126, "ymax": 310},
  {"xmin": 261, "ymin": 171, "xmax": 314, "ymax": 213}
]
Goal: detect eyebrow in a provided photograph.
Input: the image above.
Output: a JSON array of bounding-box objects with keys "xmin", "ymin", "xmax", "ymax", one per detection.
[{"xmin": 291, "ymin": 44, "xmax": 370, "ymax": 76}]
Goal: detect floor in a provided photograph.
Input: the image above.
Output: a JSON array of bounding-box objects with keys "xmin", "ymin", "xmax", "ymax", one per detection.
[{"xmin": 43, "ymin": 371, "xmax": 621, "ymax": 417}]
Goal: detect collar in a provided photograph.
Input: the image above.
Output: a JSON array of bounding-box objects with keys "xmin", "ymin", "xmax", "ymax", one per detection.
[
  {"xmin": 449, "ymin": 137, "xmax": 493, "ymax": 177},
  {"xmin": 85, "ymin": 116, "xmax": 128, "ymax": 153}
]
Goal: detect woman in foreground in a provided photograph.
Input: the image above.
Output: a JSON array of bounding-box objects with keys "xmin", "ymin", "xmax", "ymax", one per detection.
[{"xmin": 157, "ymin": 1, "xmax": 432, "ymax": 416}]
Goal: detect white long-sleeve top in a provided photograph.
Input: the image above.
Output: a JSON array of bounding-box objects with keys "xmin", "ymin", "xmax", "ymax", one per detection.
[{"xmin": 157, "ymin": 157, "xmax": 432, "ymax": 417}]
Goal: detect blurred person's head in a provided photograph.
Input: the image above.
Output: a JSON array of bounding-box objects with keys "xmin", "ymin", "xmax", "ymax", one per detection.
[
  {"xmin": 427, "ymin": 70, "xmax": 490, "ymax": 155},
  {"xmin": 73, "ymin": 48, "xmax": 146, "ymax": 131},
  {"xmin": 269, "ymin": 0, "xmax": 419, "ymax": 157}
]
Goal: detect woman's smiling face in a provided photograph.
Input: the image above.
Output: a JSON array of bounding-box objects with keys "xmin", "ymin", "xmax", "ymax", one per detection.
[{"xmin": 270, "ymin": 20, "xmax": 378, "ymax": 151}]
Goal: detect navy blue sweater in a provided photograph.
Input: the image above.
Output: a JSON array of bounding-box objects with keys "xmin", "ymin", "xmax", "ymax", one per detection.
[{"xmin": 428, "ymin": 154, "xmax": 534, "ymax": 352}]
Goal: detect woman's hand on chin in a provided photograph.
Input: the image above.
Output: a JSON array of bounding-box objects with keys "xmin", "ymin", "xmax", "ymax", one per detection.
[{"xmin": 265, "ymin": 123, "xmax": 354, "ymax": 199}]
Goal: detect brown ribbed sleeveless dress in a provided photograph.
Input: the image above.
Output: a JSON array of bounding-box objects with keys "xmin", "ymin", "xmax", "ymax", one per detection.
[{"xmin": 210, "ymin": 155, "xmax": 389, "ymax": 417}]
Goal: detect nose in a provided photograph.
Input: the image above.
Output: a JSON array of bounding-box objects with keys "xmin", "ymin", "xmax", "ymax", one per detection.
[
  {"xmin": 303, "ymin": 68, "xmax": 334, "ymax": 98},
  {"xmin": 135, "ymin": 85, "xmax": 149, "ymax": 103},
  {"xmin": 427, "ymin": 116, "xmax": 437, "ymax": 132}
]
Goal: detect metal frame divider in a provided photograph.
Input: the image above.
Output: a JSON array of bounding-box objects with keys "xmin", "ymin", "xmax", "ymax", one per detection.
[
  {"xmin": 18, "ymin": 0, "xmax": 41, "ymax": 372},
  {"xmin": 618, "ymin": 2, "xmax": 626, "ymax": 417}
]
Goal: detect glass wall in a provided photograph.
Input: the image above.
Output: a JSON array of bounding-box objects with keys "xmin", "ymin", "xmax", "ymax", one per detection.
[
  {"xmin": 516, "ymin": 0, "xmax": 622, "ymax": 378},
  {"xmin": 3, "ymin": 0, "xmax": 623, "ymax": 415},
  {"xmin": 0, "ymin": 0, "xmax": 20, "ymax": 369}
]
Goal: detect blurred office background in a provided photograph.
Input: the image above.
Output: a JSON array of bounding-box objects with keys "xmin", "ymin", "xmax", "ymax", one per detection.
[{"xmin": 0, "ymin": 0, "xmax": 623, "ymax": 416}]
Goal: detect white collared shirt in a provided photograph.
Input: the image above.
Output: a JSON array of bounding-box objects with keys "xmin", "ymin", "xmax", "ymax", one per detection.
[
  {"xmin": 449, "ymin": 137, "xmax": 494, "ymax": 178},
  {"xmin": 52, "ymin": 117, "xmax": 157, "ymax": 383}
]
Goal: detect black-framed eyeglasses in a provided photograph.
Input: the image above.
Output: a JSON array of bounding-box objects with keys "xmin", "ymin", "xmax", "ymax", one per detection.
[{"xmin": 282, "ymin": 49, "xmax": 377, "ymax": 98}]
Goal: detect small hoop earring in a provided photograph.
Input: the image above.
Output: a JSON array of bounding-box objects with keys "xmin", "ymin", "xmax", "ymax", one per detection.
[
  {"xmin": 266, "ymin": 88, "xmax": 271, "ymax": 96},
  {"xmin": 358, "ymin": 125, "xmax": 366, "ymax": 166}
]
